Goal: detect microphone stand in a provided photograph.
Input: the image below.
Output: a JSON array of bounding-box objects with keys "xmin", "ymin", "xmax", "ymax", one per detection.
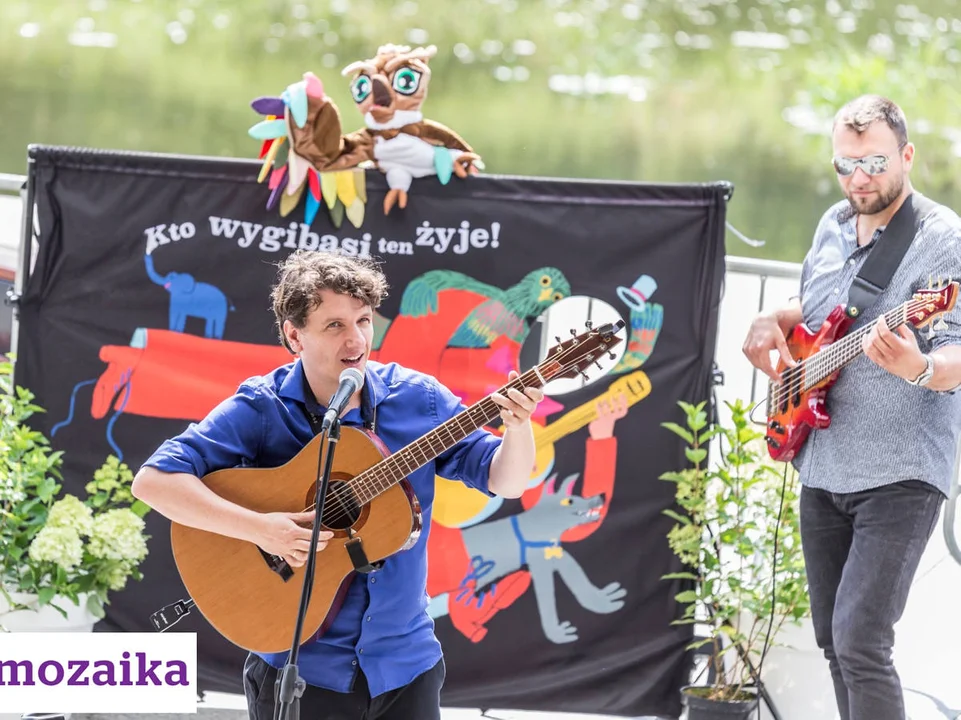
[{"xmin": 274, "ymin": 416, "xmax": 341, "ymax": 720}]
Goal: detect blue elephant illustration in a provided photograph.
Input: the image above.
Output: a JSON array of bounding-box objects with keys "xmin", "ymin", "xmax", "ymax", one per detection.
[{"xmin": 144, "ymin": 254, "xmax": 234, "ymax": 339}]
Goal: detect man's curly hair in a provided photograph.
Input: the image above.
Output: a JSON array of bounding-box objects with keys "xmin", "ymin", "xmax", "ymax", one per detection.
[{"xmin": 271, "ymin": 250, "xmax": 389, "ymax": 353}]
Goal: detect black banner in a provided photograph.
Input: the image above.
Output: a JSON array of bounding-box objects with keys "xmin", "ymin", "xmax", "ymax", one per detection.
[{"xmin": 15, "ymin": 146, "xmax": 727, "ymax": 717}]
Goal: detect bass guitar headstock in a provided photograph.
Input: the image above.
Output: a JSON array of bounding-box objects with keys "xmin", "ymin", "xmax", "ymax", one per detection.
[{"xmin": 909, "ymin": 279, "xmax": 959, "ymax": 334}]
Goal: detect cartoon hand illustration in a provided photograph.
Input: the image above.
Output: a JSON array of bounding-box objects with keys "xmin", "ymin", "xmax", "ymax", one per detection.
[
  {"xmin": 588, "ymin": 392, "xmax": 629, "ymax": 440},
  {"xmin": 545, "ymin": 619, "xmax": 579, "ymax": 644},
  {"xmin": 583, "ymin": 581, "xmax": 627, "ymax": 614}
]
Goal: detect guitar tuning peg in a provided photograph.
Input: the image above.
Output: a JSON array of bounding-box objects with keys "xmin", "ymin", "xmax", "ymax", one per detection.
[
  {"xmin": 939, "ymin": 275, "xmax": 944, "ymax": 289},
  {"xmin": 609, "ymin": 351, "xmax": 616, "ymax": 360},
  {"xmin": 570, "ymin": 328, "xmax": 578, "ymax": 336},
  {"xmin": 580, "ymin": 370, "xmax": 589, "ymax": 380},
  {"xmin": 555, "ymin": 335, "xmax": 562, "ymax": 343},
  {"xmin": 594, "ymin": 360, "xmax": 603, "ymax": 369},
  {"xmin": 925, "ymin": 323, "xmax": 936, "ymax": 339},
  {"xmin": 585, "ymin": 320, "xmax": 593, "ymax": 329},
  {"xmin": 929, "ymin": 274, "xmax": 934, "ymax": 289},
  {"xmin": 934, "ymin": 316, "xmax": 948, "ymax": 331}
]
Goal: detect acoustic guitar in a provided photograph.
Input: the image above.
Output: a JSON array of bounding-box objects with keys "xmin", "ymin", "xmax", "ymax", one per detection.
[
  {"xmin": 170, "ymin": 320, "xmax": 625, "ymax": 653},
  {"xmin": 765, "ymin": 282, "xmax": 958, "ymax": 462}
]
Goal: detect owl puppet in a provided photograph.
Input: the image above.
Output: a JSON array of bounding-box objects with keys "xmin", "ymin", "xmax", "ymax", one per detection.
[{"xmin": 249, "ymin": 43, "xmax": 481, "ymax": 224}]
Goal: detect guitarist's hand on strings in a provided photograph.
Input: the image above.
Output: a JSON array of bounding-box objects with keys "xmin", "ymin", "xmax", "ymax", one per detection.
[
  {"xmin": 253, "ymin": 511, "xmax": 334, "ymax": 568},
  {"xmin": 862, "ymin": 316, "xmax": 927, "ymax": 381},
  {"xmin": 743, "ymin": 311, "xmax": 797, "ymax": 382}
]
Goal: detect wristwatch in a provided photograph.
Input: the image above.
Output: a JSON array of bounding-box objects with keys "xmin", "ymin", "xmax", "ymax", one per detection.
[{"xmin": 908, "ymin": 354, "xmax": 935, "ymax": 386}]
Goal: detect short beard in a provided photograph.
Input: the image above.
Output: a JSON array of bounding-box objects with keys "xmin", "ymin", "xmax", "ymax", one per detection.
[{"xmin": 846, "ymin": 175, "xmax": 904, "ymax": 216}]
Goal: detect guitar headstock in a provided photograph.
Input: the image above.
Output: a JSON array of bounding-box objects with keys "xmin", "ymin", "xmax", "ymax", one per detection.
[
  {"xmin": 908, "ymin": 280, "xmax": 959, "ymax": 328},
  {"xmin": 538, "ymin": 319, "xmax": 626, "ymax": 382}
]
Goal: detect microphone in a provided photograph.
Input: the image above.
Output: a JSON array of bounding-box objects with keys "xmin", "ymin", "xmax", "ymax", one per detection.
[{"xmin": 322, "ymin": 368, "xmax": 364, "ymax": 430}]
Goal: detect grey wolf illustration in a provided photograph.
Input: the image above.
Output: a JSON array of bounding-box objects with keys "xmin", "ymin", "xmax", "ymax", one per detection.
[{"xmin": 457, "ymin": 473, "xmax": 627, "ymax": 644}]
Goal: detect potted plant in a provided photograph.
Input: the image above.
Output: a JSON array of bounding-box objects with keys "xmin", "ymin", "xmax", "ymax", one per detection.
[
  {"xmin": 659, "ymin": 399, "xmax": 810, "ymax": 720},
  {"xmin": 0, "ymin": 358, "xmax": 151, "ymax": 631}
]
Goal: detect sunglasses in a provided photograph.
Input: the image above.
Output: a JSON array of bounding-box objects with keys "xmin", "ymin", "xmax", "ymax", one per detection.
[
  {"xmin": 832, "ymin": 154, "xmax": 893, "ymax": 176},
  {"xmin": 832, "ymin": 143, "xmax": 907, "ymax": 176}
]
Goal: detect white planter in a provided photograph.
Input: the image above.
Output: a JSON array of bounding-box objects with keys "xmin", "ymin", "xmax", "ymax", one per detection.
[{"xmin": 0, "ymin": 590, "xmax": 97, "ymax": 633}]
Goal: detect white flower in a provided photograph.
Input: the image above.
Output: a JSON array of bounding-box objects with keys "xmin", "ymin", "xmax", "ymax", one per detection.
[
  {"xmin": 87, "ymin": 509, "xmax": 148, "ymax": 563},
  {"xmin": 99, "ymin": 561, "xmax": 134, "ymax": 592},
  {"xmin": 46, "ymin": 495, "xmax": 94, "ymax": 536},
  {"xmin": 0, "ymin": 473, "xmax": 25, "ymax": 505},
  {"xmin": 28, "ymin": 527, "xmax": 83, "ymax": 570}
]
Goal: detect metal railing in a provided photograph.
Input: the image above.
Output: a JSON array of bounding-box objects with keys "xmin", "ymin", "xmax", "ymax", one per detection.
[{"xmin": 0, "ymin": 173, "xmax": 26, "ymax": 194}]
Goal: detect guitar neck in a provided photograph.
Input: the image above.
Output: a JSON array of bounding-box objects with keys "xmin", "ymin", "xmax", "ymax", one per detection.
[
  {"xmin": 349, "ymin": 367, "xmax": 544, "ymax": 505},
  {"xmin": 536, "ymin": 371, "xmax": 650, "ymax": 446},
  {"xmin": 800, "ymin": 301, "xmax": 910, "ymax": 390}
]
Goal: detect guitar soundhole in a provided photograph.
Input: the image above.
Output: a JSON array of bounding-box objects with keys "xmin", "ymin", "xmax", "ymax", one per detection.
[{"xmin": 321, "ymin": 480, "xmax": 363, "ymax": 530}]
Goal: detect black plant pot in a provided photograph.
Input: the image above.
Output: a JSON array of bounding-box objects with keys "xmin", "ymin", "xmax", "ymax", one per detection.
[{"xmin": 682, "ymin": 686, "xmax": 759, "ymax": 720}]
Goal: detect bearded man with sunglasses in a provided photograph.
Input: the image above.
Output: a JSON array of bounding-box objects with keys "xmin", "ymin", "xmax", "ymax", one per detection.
[{"xmin": 743, "ymin": 95, "xmax": 961, "ymax": 720}]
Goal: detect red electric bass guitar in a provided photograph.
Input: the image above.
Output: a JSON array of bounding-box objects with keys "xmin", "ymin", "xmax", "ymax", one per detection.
[{"xmin": 765, "ymin": 281, "xmax": 959, "ymax": 462}]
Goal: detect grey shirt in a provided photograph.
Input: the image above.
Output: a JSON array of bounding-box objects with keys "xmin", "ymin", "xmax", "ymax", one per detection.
[{"xmin": 793, "ymin": 194, "xmax": 961, "ymax": 497}]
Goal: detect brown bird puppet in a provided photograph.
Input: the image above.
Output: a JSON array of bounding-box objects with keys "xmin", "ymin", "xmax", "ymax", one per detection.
[{"xmin": 248, "ymin": 43, "xmax": 482, "ymax": 226}]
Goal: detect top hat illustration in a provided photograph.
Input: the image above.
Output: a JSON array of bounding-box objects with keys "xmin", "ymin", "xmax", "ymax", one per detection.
[{"xmin": 616, "ymin": 274, "xmax": 657, "ymax": 312}]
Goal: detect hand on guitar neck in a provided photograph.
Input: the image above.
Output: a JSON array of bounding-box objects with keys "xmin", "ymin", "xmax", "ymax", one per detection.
[
  {"xmin": 742, "ymin": 297, "xmax": 803, "ymax": 381},
  {"xmin": 861, "ymin": 314, "xmax": 929, "ymax": 382}
]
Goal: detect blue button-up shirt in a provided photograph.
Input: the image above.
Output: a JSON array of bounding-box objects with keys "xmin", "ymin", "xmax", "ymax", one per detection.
[{"xmin": 142, "ymin": 359, "xmax": 501, "ymax": 696}]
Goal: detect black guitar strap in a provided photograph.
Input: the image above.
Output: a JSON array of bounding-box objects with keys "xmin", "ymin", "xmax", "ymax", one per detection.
[{"xmin": 846, "ymin": 192, "xmax": 936, "ymax": 318}]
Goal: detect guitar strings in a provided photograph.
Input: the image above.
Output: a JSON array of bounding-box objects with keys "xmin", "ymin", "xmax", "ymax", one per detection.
[
  {"xmin": 309, "ymin": 367, "xmax": 541, "ymax": 528},
  {"xmin": 312, "ymin": 366, "xmax": 545, "ymax": 529},
  {"xmin": 768, "ymin": 300, "xmax": 916, "ymax": 408},
  {"xmin": 303, "ymin": 337, "xmax": 606, "ymax": 529},
  {"xmin": 767, "ymin": 299, "xmax": 932, "ymax": 409}
]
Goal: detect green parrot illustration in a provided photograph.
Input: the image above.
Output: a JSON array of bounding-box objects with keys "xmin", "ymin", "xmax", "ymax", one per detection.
[{"xmin": 396, "ymin": 267, "xmax": 571, "ymax": 347}]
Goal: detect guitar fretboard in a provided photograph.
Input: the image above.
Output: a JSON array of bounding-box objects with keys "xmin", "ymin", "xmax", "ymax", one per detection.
[
  {"xmin": 345, "ymin": 368, "xmax": 543, "ymax": 508},
  {"xmin": 793, "ymin": 302, "xmax": 911, "ymax": 391}
]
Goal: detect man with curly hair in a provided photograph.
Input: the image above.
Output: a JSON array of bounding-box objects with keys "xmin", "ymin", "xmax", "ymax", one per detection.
[{"xmin": 134, "ymin": 250, "xmax": 543, "ymax": 720}]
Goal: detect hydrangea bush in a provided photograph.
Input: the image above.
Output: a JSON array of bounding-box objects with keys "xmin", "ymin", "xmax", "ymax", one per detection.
[{"xmin": 0, "ymin": 359, "xmax": 150, "ymax": 622}]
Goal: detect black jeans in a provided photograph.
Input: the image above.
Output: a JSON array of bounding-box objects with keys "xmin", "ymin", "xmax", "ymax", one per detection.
[
  {"xmin": 243, "ymin": 653, "xmax": 446, "ymax": 720},
  {"xmin": 800, "ymin": 480, "xmax": 943, "ymax": 720}
]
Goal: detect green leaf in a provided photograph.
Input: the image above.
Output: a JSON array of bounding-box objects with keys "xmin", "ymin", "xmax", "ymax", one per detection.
[
  {"xmin": 690, "ymin": 410, "xmax": 708, "ymax": 432},
  {"xmin": 130, "ymin": 500, "xmax": 152, "ymax": 518},
  {"xmin": 674, "ymin": 590, "xmax": 698, "ymax": 603},
  {"xmin": 661, "ymin": 572, "xmax": 699, "ymax": 580},
  {"xmin": 661, "ymin": 422, "xmax": 694, "ymax": 444},
  {"xmin": 37, "ymin": 587, "xmax": 56, "ymax": 606},
  {"xmin": 86, "ymin": 594, "xmax": 106, "ymax": 619},
  {"xmin": 685, "ymin": 447, "xmax": 707, "ymax": 464},
  {"xmin": 662, "ymin": 509, "xmax": 692, "ymax": 525},
  {"xmin": 686, "ymin": 637, "xmax": 717, "ymax": 651},
  {"xmin": 698, "ymin": 427, "xmax": 721, "ymax": 444}
]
